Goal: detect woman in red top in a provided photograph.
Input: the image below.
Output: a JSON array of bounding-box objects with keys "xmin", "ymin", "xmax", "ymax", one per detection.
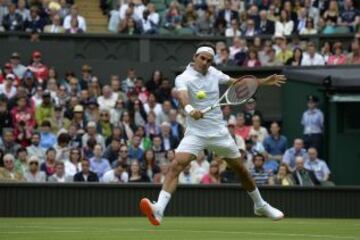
[
  {"xmin": 243, "ymin": 49, "xmax": 261, "ymax": 68},
  {"xmin": 11, "ymin": 96, "xmax": 36, "ymax": 147},
  {"xmin": 27, "ymin": 51, "xmax": 49, "ymax": 84},
  {"xmin": 201, "ymin": 161, "xmax": 221, "ymax": 184},
  {"xmin": 0, "ymin": 63, "xmax": 20, "ymax": 85},
  {"xmin": 40, "ymin": 148, "xmax": 57, "ymax": 178},
  {"xmin": 234, "ymin": 113, "xmax": 250, "ymax": 140}
]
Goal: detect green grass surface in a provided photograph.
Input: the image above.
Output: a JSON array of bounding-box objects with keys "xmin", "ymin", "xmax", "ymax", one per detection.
[{"xmin": 0, "ymin": 217, "xmax": 359, "ymax": 240}]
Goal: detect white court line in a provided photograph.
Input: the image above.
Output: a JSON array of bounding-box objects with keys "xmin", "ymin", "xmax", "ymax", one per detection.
[{"xmin": 1, "ymin": 228, "xmax": 358, "ymax": 240}]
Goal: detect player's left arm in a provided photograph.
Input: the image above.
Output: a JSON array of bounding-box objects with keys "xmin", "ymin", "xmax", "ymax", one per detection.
[{"xmin": 228, "ymin": 74, "xmax": 286, "ymax": 87}]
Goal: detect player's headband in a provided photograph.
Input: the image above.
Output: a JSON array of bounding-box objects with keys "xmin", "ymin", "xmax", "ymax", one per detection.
[{"xmin": 195, "ymin": 46, "xmax": 215, "ymax": 57}]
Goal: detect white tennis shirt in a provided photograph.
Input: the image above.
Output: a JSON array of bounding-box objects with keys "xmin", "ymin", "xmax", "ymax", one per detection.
[{"xmin": 175, "ymin": 64, "xmax": 231, "ymax": 137}]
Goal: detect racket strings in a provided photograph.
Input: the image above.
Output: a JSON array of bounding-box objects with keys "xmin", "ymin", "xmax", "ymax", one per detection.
[{"xmin": 227, "ymin": 79, "xmax": 257, "ymax": 104}]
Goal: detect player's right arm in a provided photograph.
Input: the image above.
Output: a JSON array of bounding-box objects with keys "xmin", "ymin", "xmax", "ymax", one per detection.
[{"xmin": 175, "ymin": 75, "xmax": 203, "ymax": 120}]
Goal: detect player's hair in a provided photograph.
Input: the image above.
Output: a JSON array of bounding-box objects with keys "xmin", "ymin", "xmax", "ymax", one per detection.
[{"xmin": 195, "ymin": 42, "xmax": 216, "ymax": 54}]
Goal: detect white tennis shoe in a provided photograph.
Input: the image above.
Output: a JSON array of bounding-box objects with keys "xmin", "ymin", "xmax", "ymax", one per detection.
[
  {"xmin": 140, "ymin": 198, "xmax": 163, "ymax": 226},
  {"xmin": 254, "ymin": 202, "xmax": 284, "ymax": 221}
]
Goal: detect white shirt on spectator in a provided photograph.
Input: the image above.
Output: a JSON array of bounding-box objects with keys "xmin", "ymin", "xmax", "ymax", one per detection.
[
  {"xmin": 16, "ymin": 8, "xmax": 30, "ymax": 21},
  {"xmin": 144, "ymin": 103, "xmax": 162, "ymax": 116},
  {"xmin": 97, "ymin": 94, "xmax": 117, "ymax": 111},
  {"xmin": 275, "ymin": 20, "xmax": 294, "ymax": 36},
  {"xmin": 0, "ymin": 84, "xmax": 17, "ymax": 99},
  {"xmin": 119, "ymin": 3, "xmax": 145, "ymax": 21},
  {"xmin": 108, "ymin": 10, "xmax": 120, "ymax": 33},
  {"xmin": 64, "ymin": 161, "xmax": 82, "ymax": 177},
  {"xmin": 149, "ymin": 12, "xmax": 159, "ymax": 26},
  {"xmin": 102, "ymin": 169, "xmax": 129, "ymax": 183},
  {"xmin": 12, "ymin": 64, "xmax": 27, "ymax": 79},
  {"xmin": 225, "ymin": 28, "xmax": 241, "ymax": 37},
  {"xmin": 304, "ymin": 159, "xmax": 330, "ymax": 182},
  {"xmin": 190, "ymin": 160, "xmax": 210, "ymax": 184},
  {"xmin": 249, "ymin": 127, "xmax": 269, "ymax": 143},
  {"xmin": 63, "ymin": 15, "xmax": 87, "ymax": 32},
  {"xmin": 301, "ymin": 52, "xmax": 325, "ymax": 66}
]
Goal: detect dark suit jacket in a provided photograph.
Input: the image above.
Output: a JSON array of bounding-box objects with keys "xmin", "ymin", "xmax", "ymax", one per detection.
[
  {"xmin": 257, "ymin": 20, "xmax": 275, "ymax": 35},
  {"xmin": 2, "ymin": 13, "xmax": 24, "ymax": 31},
  {"xmin": 73, "ymin": 171, "xmax": 99, "ymax": 182},
  {"xmin": 292, "ymin": 169, "xmax": 320, "ymax": 186},
  {"xmin": 161, "ymin": 134, "xmax": 179, "ymax": 150},
  {"xmin": 216, "ymin": 9, "xmax": 239, "ymax": 24}
]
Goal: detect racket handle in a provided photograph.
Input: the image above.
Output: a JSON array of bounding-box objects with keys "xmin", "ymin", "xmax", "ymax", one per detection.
[{"xmin": 201, "ymin": 106, "xmax": 213, "ymax": 114}]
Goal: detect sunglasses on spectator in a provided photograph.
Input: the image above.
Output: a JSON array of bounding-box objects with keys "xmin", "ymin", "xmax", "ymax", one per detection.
[{"xmin": 30, "ymin": 162, "xmax": 38, "ymax": 165}]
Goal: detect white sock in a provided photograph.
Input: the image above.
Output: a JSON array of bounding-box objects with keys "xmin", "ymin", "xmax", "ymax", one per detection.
[
  {"xmin": 248, "ymin": 188, "xmax": 266, "ymax": 208},
  {"xmin": 155, "ymin": 190, "xmax": 171, "ymax": 214}
]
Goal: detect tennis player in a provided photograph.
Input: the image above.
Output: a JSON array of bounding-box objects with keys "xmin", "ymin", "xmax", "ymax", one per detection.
[{"xmin": 140, "ymin": 43, "xmax": 286, "ymax": 226}]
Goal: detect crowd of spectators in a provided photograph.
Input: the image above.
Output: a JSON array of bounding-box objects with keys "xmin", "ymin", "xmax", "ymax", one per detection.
[
  {"xmin": 0, "ymin": 48, "xmax": 333, "ymax": 186},
  {"xmin": 105, "ymin": 0, "xmax": 360, "ymax": 36},
  {"xmin": 0, "ymin": 0, "xmax": 86, "ymax": 33}
]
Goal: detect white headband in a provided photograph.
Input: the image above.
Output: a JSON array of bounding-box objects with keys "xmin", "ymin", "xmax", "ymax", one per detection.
[{"xmin": 196, "ymin": 46, "xmax": 215, "ymax": 57}]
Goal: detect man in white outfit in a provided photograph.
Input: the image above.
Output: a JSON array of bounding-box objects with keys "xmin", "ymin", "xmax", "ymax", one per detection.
[{"xmin": 140, "ymin": 43, "xmax": 286, "ymax": 226}]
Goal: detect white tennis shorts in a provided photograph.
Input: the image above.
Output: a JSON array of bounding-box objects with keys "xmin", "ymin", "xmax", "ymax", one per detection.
[{"xmin": 176, "ymin": 130, "xmax": 241, "ymax": 159}]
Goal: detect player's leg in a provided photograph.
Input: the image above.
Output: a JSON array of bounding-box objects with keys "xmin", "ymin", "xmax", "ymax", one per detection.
[
  {"xmin": 140, "ymin": 134, "xmax": 202, "ymax": 226},
  {"xmin": 209, "ymin": 133, "xmax": 284, "ymax": 220}
]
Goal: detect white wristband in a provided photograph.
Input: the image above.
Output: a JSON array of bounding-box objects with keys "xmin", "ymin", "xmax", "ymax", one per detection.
[{"xmin": 184, "ymin": 105, "xmax": 194, "ymax": 115}]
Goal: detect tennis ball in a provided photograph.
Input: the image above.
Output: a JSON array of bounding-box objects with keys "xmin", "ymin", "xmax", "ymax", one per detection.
[{"xmin": 196, "ymin": 90, "xmax": 207, "ymax": 99}]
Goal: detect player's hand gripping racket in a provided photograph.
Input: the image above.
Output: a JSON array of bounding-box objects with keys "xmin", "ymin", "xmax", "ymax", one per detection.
[{"xmin": 201, "ymin": 75, "xmax": 259, "ymax": 114}]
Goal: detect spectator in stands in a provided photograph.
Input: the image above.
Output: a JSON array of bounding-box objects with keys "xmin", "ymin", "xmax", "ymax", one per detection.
[
  {"xmin": 122, "ymin": 68, "xmax": 136, "ymax": 93},
  {"xmin": 103, "ymin": 138, "xmax": 121, "ymax": 165},
  {"xmin": 283, "ymin": 138, "xmax": 309, "ymax": 171},
  {"xmin": 164, "ymin": 148, "xmax": 176, "ymax": 164},
  {"xmin": 195, "ymin": 7, "xmax": 215, "ymax": 36},
  {"xmin": 63, "ymin": 4, "xmax": 86, "ymax": 32},
  {"xmin": 216, "ymin": 0, "xmax": 239, "ymax": 28},
  {"xmin": 2, "ymin": 3, "xmax": 23, "ymax": 31},
  {"xmin": 301, "ymin": 42, "xmax": 325, "ymax": 66},
  {"xmin": 90, "ymin": 144, "xmax": 111, "ymax": 179},
  {"xmin": 0, "ymin": 128, "xmax": 20, "ymax": 155},
  {"xmin": 258, "ymin": 10, "xmax": 275, "ymax": 35},
  {"xmin": 140, "ymin": 9, "xmax": 158, "ymax": 34},
  {"xmin": 243, "ymin": 97, "xmax": 262, "ymax": 126},
  {"xmin": 285, "ymin": 47, "xmax": 303, "ymax": 66},
  {"xmin": 225, "ymin": 18, "xmax": 241, "ymax": 37},
  {"xmin": 201, "ymin": 160, "xmax": 221, "ymax": 184},
  {"xmin": 40, "ymin": 147, "xmax": 57, "ymax": 178},
  {"xmin": 250, "ymin": 153, "xmax": 274, "ymax": 186},
  {"xmin": 179, "ymin": 163, "xmax": 195, "ymax": 184},
  {"xmin": 168, "ymin": 109, "xmax": 183, "ymax": 142},
  {"xmin": 275, "ymin": 41, "xmax": 293, "ymax": 65},
  {"xmin": 160, "ymin": 122, "xmax": 178, "ymax": 151},
  {"xmin": 26, "ymin": 132, "xmax": 46, "ymax": 163},
  {"xmin": 143, "ymin": 149, "xmax": 160, "ymax": 180},
  {"xmin": 274, "ymin": 163, "xmax": 294, "ymax": 186},
  {"xmin": 222, "ymin": 105, "xmax": 236, "ymax": 124},
  {"xmin": 82, "ymin": 121, "xmax": 105, "ymax": 150},
  {"xmin": 119, "ymin": 111, "xmax": 135, "ymax": 141},
  {"xmin": 35, "ymin": 90, "xmax": 54, "ymax": 125},
  {"xmin": 119, "ymin": 17, "xmax": 141, "ymax": 34},
  {"xmin": 249, "ymin": 115, "xmax": 268, "ymax": 143},
  {"xmin": 0, "ymin": 153, "xmax": 24, "ymax": 182},
  {"xmin": 0, "ymin": 73, "xmax": 17, "ymax": 99},
  {"xmin": 16, "ymin": 0, "xmax": 29, "ymax": 22},
  {"xmin": 182, "ymin": 2, "xmax": 197, "ymax": 30},
  {"xmin": 102, "ymin": 162, "xmax": 129, "ymax": 183},
  {"xmin": 323, "ymin": 0, "xmax": 339, "ymax": 26},
  {"xmin": 65, "ymin": 16, "xmax": 83, "ymax": 34},
  {"xmin": 154, "ymin": 78, "xmax": 172, "ymax": 103},
  {"xmin": 48, "ymin": 161, "xmax": 72, "ymax": 182},
  {"xmin": 9, "ymin": 52, "xmax": 26, "ymax": 79},
  {"xmin": 44, "ymin": 14, "xmax": 65, "ymax": 33},
  {"xmin": 243, "ymin": 48, "xmax": 261, "ymax": 67},
  {"xmin": 73, "ymin": 159, "xmax": 99, "ymax": 182},
  {"xmin": 243, "ymin": 18, "xmax": 259, "ymax": 37},
  {"xmin": 321, "ymin": 41, "xmax": 332, "ymax": 62},
  {"xmin": 275, "ymin": 10, "xmax": 294, "ymax": 36},
  {"xmin": 338, "ymin": 0, "xmax": 359, "ymax": 32},
  {"xmin": 11, "ymin": 96, "xmax": 35, "ymax": 145},
  {"xmin": 24, "ymin": 156, "xmax": 46, "ymax": 183},
  {"xmin": 153, "ymin": 162, "xmax": 169, "ymax": 184},
  {"xmin": 24, "ymin": 6, "xmax": 45, "ymax": 32},
  {"xmin": 234, "ymin": 113, "xmax": 250, "ymax": 140},
  {"xmin": 0, "ymin": 96, "xmax": 12, "ymax": 133},
  {"xmin": 128, "ymin": 135, "xmax": 144, "ymax": 162},
  {"xmin": 300, "ymin": 18, "xmax": 317, "ymax": 35},
  {"xmin": 190, "ymin": 151, "xmax": 209, "ymax": 183},
  {"xmin": 292, "ymin": 156, "xmax": 319, "ymax": 186},
  {"xmin": 64, "ymin": 148, "xmax": 82, "ymax": 177},
  {"xmin": 301, "ymin": 95, "xmax": 324, "ymax": 153},
  {"xmin": 227, "ymin": 119, "xmax": 245, "ymax": 153},
  {"xmin": 295, "ymin": 7, "xmax": 307, "ymax": 33},
  {"xmin": 263, "ymin": 122, "xmax": 288, "ymax": 172},
  {"xmin": 144, "ymin": 111, "xmax": 160, "ymax": 137},
  {"xmin": 347, "ymin": 39, "xmax": 360, "ymax": 64},
  {"xmin": 146, "ymin": 70, "xmax": 162, "ymax": 93},
  {"xmin": 305, "ymin": 147, "xmax": 331, "ymax": 184},
  {"xmin": 128, "ymin": 159, "xmax": 150, "ymax": 182},
  {"xmin": 147, "ymin": 3, "xmax": 159, "ymax": 29},
  {"xmin": 215, "ymin": 47, "xmax": 236, "ymax": 67},
  {"xmin": 327, "ymin": 42, "xmax": 347, "ymax": 65},
  {"xmin": 97, "ymin": 109, "xmax": 112, "ymax": 139},
  {"xmin": 14, "ymin": 147, "xmax": 28, "ymax": 174},
  {"xmin": 52, "ymin": 105, "xmax": 71, "ymax": 133},
  {"xmin": 71, "ymin": 104, "xmax": 87, "ymax": 131},
  {"xmin": 261, "ymin": 46, "xmax": 283, "ymax": 66},
  {"xmin": 27, "ymin": 51, "xmax": 49, "ymax": 83}
]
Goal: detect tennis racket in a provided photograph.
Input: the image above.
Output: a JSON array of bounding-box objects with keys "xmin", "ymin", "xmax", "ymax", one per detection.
[{"xmin": 201, "ymin": 75, "xmax": 259, "ymax": 114}]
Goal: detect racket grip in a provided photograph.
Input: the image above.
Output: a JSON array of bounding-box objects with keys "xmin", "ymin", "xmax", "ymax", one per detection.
[{"xmin": 201, "ymin": 106, "xmax": 212, "ymax": 114}]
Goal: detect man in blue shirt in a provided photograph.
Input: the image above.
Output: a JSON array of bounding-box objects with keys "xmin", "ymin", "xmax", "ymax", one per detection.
[
  {"xmin": 263, "ymin": 122, "xmax": 287, "ymax": 172},
  {"xmin": 301, "ymin": 95, "xmax": 324, "ymax": 155},
  {"xmin": 283, "ymin": 138, "xmax": 309, "ymax": 172},
  {"xmin": 128, "ymin": 135, "xmax": 144, "ymax": 162},
  {"xmin": 90, "ymin": 144, "xmax": 111, "ymax": 179},
  {"xmin": 39, "ymin": 120, "xmax": 57, "ymax": 150},
  {"xmin": 304, "ymin": 147, "xmax": 331, "ymax": 184}
]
